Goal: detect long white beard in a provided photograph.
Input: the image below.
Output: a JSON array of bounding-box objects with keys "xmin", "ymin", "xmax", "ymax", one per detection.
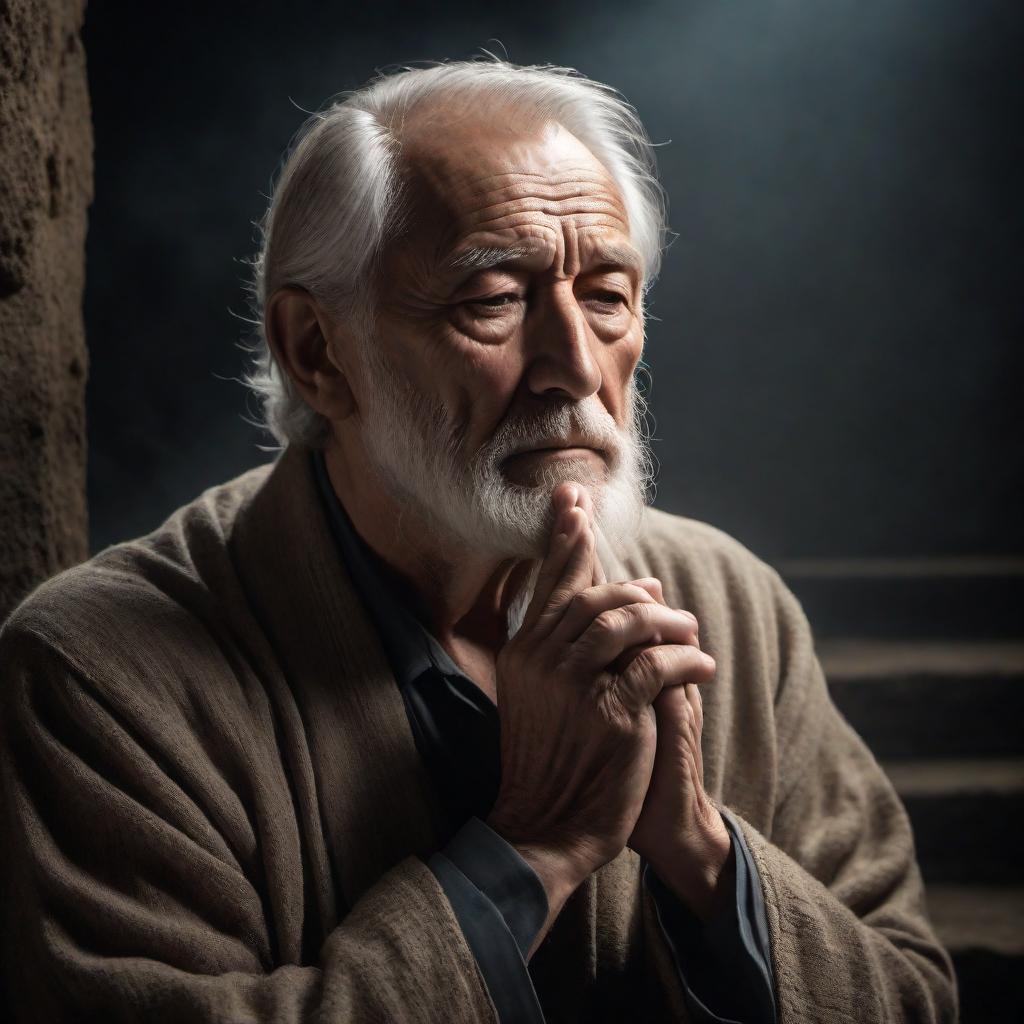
[{"xmin": 355, "ymin": 335, "xmax": 653, "ymax": 575}]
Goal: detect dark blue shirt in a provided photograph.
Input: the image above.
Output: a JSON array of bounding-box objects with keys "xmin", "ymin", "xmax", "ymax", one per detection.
[{"xmin": 311, "ymin": 450, "xmax": 776, "ymax": 1023}]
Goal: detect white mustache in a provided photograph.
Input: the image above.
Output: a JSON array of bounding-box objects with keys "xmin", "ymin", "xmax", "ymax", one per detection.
[{"xmin": 482, "ymin": 400, "xmax": 625, "ymax": 469}]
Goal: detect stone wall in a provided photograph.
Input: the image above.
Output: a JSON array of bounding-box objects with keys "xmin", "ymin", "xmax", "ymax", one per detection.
[{"xmin": 0, "ymin": 0, "xmax": 91, "ymax": 622}]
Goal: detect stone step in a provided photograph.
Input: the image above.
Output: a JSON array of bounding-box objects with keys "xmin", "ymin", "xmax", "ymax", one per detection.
[
  {"xmin": 883, "ymin": 759, "xmax": 1024, "ymax": 885},
  {"xmin": 777, "ymin": 557, "xmax": 1024, "ymax": 641},
  {"xmin": 927, "ymin": 885, "xmax": 1024, "ymax": 1023},
  {"xmin": 822, "ymin": 640, "xmax": 1024, "ymax": 759}
]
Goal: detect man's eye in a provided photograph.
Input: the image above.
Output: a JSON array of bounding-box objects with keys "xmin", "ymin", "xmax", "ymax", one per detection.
[
  {"xmin": 589, "ymin": 291, "xmax": 628, "ymax": 310},
  {"xmin": 467, "ymin": 293, "xmax": 521, "ymax": 313}
]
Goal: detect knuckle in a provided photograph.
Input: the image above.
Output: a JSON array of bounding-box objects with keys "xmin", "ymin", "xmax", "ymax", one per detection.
[
  {"xmin": 623, "ymin": 582, "xmax": 655, "ymax": 604},
  {"xmin": 634, "ymin": 575, "xmax": 663, "ymax": 592},
  {"xmin": 592, "ymin": 607, "xmax": 625, "ymax": 636},
  {"xmin": 601, "ymin": 679, "xmax": 644, "ymax": 725},
  {"xmin": 629, "ymin": 645, "xmax": 663, "ymax": 682},
  {"xmin": 681, "ymin": 649, "xmax": 713, "ymax": 682},
  {"xmin": 629, "ymin": 600, "xmax": 655, "ymax": 622},
  {"xmin": 598, "ymin": 687, "xmax": 630, "ymax": 724},
  {"xmin": 677, "ymin": 608, "xmax": 699, "ymax": 629}
]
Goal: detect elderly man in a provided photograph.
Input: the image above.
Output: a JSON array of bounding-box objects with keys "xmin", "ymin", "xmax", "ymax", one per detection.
[{"xmin": 0, "ymin": 59, "xmax": 955, "ymax": 1022}]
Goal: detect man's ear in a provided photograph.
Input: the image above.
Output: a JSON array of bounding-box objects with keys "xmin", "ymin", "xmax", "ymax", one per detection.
[{"xmin": 264, "ymin": 286, "xmax": 357, "ymax": 420}]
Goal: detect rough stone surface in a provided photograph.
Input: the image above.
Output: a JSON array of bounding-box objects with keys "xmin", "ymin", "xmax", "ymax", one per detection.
[{"xmin": 0, "ymin": 0, "xmax": 92, "ymax": 622}]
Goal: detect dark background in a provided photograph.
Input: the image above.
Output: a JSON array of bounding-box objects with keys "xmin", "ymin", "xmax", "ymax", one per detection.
[{"xmin": 82, "ymin": 0, "xmax": 1022, "ymax": 566}]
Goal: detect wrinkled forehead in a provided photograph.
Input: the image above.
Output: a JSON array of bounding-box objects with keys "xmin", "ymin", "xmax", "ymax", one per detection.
[{"xmin": 392, "ymin": 112, "xmax": 632, "ymax": 267}]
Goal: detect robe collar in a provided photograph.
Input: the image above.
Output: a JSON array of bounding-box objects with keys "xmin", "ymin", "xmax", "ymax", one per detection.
[{"xmin": 228, "ymin": 443, "xmax": 443, "ymax": 906}]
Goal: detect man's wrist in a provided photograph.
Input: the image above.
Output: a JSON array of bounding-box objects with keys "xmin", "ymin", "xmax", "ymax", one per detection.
[
  {"xmin": 483, "ymin": 819, "xmax": 589, "ymax": 957},
  {"xmin": 647, "ymin": 812, "xmax": 735, "ymax": 921},
  {"xmin": 508, "ymin": 842, "xmax": 582, "ymax": 907}
]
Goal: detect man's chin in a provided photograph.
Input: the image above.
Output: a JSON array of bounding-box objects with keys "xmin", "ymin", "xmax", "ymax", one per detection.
[{"xmin": 500, "ymin": 456, "xmax": 605, "ymax": 492}]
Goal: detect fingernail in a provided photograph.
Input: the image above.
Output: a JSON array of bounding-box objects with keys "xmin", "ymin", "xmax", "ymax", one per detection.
[{"xmin": 677, "ymin": 609, "xmax": 698, "ymax": 624}]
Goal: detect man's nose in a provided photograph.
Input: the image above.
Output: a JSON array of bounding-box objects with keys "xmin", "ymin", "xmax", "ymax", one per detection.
[{"xmin": 524, "ymin": 282, "xmax": 603, "ymax": 401}]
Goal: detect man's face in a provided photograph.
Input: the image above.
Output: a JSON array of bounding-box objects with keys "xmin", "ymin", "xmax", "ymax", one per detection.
[{"xmin": 347, "ymin": 112, "xmax": 649, "ymax": 558}]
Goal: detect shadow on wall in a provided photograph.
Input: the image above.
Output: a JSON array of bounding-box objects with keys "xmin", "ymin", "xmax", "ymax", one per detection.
[{"xmin": 82, "ymin": 0, "xmax": 1022, "ymax": 564}]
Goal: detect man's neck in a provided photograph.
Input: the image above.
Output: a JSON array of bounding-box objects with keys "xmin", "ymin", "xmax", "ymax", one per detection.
[{"xmin": 322, "ymin": 442, "xmax": 535, "ymax": 681}]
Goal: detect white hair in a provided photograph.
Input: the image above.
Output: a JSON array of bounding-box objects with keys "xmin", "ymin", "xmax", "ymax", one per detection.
[{"xmin": 244, "ymin": 57, "xmax": 669, "ymax": 448}]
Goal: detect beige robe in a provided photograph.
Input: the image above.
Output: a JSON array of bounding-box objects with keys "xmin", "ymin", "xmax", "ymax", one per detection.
[{"xmin": 0, "ymin": 444, "xmax": 957, "ymax": 1022}]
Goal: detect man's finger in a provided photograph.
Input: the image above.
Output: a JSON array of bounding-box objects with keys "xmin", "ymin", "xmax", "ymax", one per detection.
[
  {"xmin": 554, "ymin": 581, "xmax": 659, "ymax": 642},
  {"xmin": 520, "ymin": 485, "xmax": 582, "ymax": 631},
  {"xmin": 631, "ymin": 577, "xmax": 666, "ymax": 606},
  {"xmin": 684, "ymin": 683, "xmax": 704, "ymax": 778},
  {"xmin": 649, "ymin": 675, "xmax": 705, "ymax": 783},
  {"xmin": 614, "ymin": 643, "xmax": 717, "ymax": 712},
  {"xmin": 573, "ymin": 604, "xmax": 708, "ymax": 676},
  {"xmin": 524, "ymin": 510, "xmax": 597, "ymax": 637},
  {"xmin": 685, "ymin": 681, "xmax": 704, "ymax": 735},
  {"xmin": 535, "ymin": 512, "xmax": 597, "ymax": 628},
  {"xmin": 575, "ymin": 487, "xmax": 608, "ymax": 587},
  {"xmin": 585, "ymin": 491, "xmax": 606, "ymax": 589}
]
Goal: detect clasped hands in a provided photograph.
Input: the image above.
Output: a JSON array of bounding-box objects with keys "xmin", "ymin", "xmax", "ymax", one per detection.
[{"xmin": 487, "ymin": 484, "xmax": 734, "ymax": 952}]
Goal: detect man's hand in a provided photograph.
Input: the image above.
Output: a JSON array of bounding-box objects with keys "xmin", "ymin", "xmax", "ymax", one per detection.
[
  {"xmin": 624, "ymin": 577, "xmax": 734, "ymax": 920},
  {"xmin": 485, "ymin": 483, "xmax": 716, "ymax": 956}
]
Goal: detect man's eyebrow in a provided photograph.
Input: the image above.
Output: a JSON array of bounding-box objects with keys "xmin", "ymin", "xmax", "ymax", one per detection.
[
  {"xmin": 584, "ymin": 242, "xmax": 644, "ymax": 277},
  {"xmin": 444, "ymin": 245, "xmax": 536, "ymax": 273},
  {"xmin": 443, "ymin": 241, "xmax": 645, "ymax": 276}
]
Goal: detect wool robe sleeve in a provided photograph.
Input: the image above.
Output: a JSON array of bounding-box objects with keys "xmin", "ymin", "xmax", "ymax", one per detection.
[
  {"xmin": 722, "ymin": 568, "xmax": 958, "ymax": 1023},
  {"xmin": 0, "ymin": 624, "xmax": 498, "ymax": 1024}
]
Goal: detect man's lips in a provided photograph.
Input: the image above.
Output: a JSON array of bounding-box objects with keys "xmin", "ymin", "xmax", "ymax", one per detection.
[{"xmin": 505, "ymin": 445, "xmax": 608, "ymax": 461}]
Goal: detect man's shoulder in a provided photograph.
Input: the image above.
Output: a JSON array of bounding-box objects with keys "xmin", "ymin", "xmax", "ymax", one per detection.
[
  {"xmin": 623, "ymin": 505, "xmax": 799, "ymax": 632},
  {"xmin": 1, "ymin": 460, "xmax": 276, "ymax": 677},
  {"xmin": 630, "ymin": 505, "xmax": 781, "ymax": 585}
]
